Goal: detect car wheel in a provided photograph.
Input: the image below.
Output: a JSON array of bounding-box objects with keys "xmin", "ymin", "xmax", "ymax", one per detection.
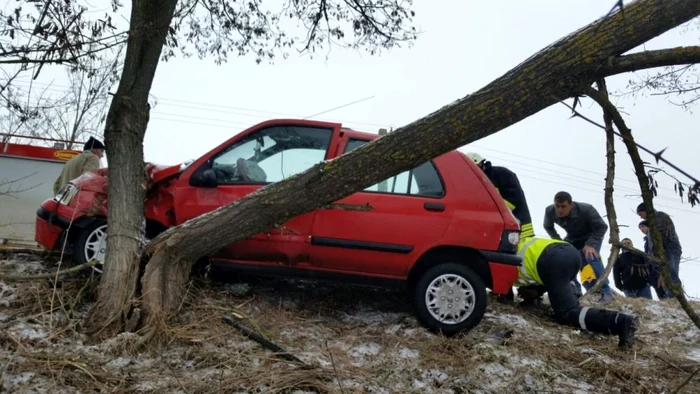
[
  {"xmin": 413, "ymin": 262, "xmax": 487, "ymax": 336},
  {"xmin": 72, "ymin": 219, "xmax": 108, "ymax": 273}
]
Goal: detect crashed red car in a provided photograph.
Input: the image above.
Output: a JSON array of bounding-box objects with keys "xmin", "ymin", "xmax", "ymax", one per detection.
[{"xmin": 36, "ymin": 119, "xmax": 522, "ymax": 335}]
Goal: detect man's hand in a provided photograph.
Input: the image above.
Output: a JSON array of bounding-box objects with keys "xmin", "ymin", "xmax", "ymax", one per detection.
[{"xmin": 583, "ymin": 245, "xmax": 600, "ymax": 260}]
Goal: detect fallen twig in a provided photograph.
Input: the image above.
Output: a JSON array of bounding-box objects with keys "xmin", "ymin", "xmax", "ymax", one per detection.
[
  {"xmin": 0, "ymin": 260, "xmax": 99, "ymax": 282},
  {"xmin": 672, "ymin": 367, "xmax": 700, "ymax": 394},
  {"xmin": 221, "ymin": 314, "xmax": 304, "ymax": 364}
]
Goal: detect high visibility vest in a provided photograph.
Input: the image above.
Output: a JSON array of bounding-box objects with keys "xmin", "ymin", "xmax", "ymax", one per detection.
[{"xmin": 515, "ymin": 237, "xmax": 568, "ymax": 287}]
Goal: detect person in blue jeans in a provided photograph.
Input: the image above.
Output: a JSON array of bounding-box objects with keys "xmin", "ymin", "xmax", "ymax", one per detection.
[
  {"xmin": 636, "ymin": 203, "xmax": 683, "ymax": 298},
  {"xmin": 543, "ymin": 191, "xmax": 613, "ymax": 304},
  {"xmin": 613, "ymin": 238, "xmax": 653, "ymax": 299}
]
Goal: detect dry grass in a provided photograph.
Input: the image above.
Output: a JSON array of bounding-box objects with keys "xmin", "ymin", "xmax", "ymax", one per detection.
[{"xmin": 1, "ymin": 254, "xmax": 699, "ymax": 393}]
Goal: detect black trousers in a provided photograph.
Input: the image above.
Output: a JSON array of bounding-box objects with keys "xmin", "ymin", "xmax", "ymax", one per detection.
[{"xmin": 536, "ymin": 243, "xmax": 625, "ymax": 335}]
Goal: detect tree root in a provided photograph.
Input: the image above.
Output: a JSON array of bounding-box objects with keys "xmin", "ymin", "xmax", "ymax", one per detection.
[
  {"xmin": 0, "ymin": 260, "xmax": 99, "ymax": 282},
  {"xmin": 221, "ymin": 314, "xmax": 304, "ymax": 365}
]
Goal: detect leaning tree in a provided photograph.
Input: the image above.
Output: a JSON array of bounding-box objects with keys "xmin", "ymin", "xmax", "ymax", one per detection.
[{"xmin": 2, "ymin": 0, "xmax": 700, "ymax": 338}]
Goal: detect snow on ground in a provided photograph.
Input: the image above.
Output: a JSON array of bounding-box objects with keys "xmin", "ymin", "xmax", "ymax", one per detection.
[{"xmin": 1, "ymin": 253, "xmax": 700, "ymax": 393}]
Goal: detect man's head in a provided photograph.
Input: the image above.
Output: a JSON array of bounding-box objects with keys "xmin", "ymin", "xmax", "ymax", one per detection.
[
  {"xmin": 84, "ymin": 136, "xmax": 106, "ymax": 159},
  {"xmin": 636, "ymin": 202, "xmax": 648, "ymax": 219},
  {"xmin": 465, "ymin": 152, "xmax": 486, "ymax": 170},
  {"xmin": 621, "ymin": 238, "xmax": 633, "ymax": 248},
  {"xmin": 553, "ymin": 191, "xmax": 573, "ymax": 217},
  {"xmin": 638, "ymin": 220, "xmax": 649, "ymax": 234}
]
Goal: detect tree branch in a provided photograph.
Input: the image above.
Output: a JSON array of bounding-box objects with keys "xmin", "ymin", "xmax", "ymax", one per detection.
[
  {"xmin": 0, "ymin": 260, "xmax": 99, "ymax": 282},
  {"xmin": 582, "ymin": 79, "xmax": 620, "ymax": 298},
  {"xmin": 581, "ymin": 84, "xmax": 700, "ymax": 330},
  {"xmin": 595, "ymin": 46, "xmax": 700, "ymax": 77}
]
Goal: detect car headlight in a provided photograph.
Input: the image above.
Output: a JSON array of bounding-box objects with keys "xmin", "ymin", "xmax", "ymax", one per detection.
[{"xmin": 55, "ymin": 184, "xmax": 78, "ymax": 205}]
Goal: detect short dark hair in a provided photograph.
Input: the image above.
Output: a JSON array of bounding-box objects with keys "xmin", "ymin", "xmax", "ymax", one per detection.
[
  {"xmin": 636, "ymin": 202, "xmax": 646, "ymax": 214},
  {"xmin": 554, "ymin": 191, "xmax": 572, "ymax": 204},
  {"xmin": 621, "ymin": 237, "xmax": 632, "ymax": 243},
  {"xmin": 638, "ymin": 220, "xmax": 648, "ymax": 228}
]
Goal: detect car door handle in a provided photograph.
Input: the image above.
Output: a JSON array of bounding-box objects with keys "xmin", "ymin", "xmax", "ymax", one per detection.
[{"xmin": 424, "ymin": 202, "xmax": 445, "ymax": 212}]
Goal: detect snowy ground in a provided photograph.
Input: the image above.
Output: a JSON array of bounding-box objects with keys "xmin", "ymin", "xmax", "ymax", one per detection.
[{"xmin": 1, "ymin": 253, "xmax": 699, "ymax": 393}]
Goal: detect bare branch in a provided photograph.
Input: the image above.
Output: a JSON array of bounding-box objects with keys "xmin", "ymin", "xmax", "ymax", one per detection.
[
  {"xmin": 581, "ymin": 84, "xmax": 700, "ymax": 330},
  {"xmin": 582, "ymin": 79, "xmax": 620, "ymax": 298},
  {"xmin": 594, "ymin": 46, "xmax": 700, "ymax": 77}
]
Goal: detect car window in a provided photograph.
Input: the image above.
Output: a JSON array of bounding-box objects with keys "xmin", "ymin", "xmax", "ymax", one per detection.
[
  {"xmin": 210, "ymin": 125, "xmax": 333, "ymax": 184},
  {"xmin": 344, "ymin": 138, "xmax": 444, "ymax": 197}
]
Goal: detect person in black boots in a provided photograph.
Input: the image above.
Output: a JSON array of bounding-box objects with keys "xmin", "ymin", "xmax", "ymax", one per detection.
[
  {"xmin": 613, "ymin": 238, "xmax": 652, "ymax": 299},
  {"xmin": 516, "ymin": 236, "xmax": 638, "ymax": 349}
]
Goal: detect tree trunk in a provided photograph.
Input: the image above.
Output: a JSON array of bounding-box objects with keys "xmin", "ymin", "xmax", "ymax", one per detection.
[
  {"xmin": 139, "ymin": 0, "xmax": 700, "ymax": 327},
  {"xmin": 85, "ymin": 0, "xmax": 179, "ymax": 337}
]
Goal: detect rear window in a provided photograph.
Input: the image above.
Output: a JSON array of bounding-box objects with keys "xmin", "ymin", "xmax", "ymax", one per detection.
[{"xmin": 344, "ymin": 138, "xmax": 444, "ymax": 198}]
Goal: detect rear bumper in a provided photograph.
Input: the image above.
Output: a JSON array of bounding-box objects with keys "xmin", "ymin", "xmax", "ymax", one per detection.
[
  {"xmin": 479, "ymin": 250, "xmax": 522, "ymax": 295},
  {"xmin": 34, "ymin": 201, "xmax": 70, "ymax": 250},
  {"xmin": 479, "ymin": 250, "xmax": 522, "ymax": 267}
]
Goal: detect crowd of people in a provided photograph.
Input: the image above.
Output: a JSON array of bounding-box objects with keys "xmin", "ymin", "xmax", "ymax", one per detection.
[{"xmin": 466, "ymin": 153, "xmax": 685, "ymax": 349}]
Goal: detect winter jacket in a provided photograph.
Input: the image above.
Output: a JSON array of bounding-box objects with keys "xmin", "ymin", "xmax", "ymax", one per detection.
[
  {"xmin": 543, "ymin": 201, "xmax": 608, "ymax": 250},
  {"xmin": 646, "ymin": 211, "xmax": 682, "ymax": 255},
  {"xmin": 53, "ymin": 151, "xmax": 101, "ymax": 194},
  {"xmin": 481, "ymin": 162, "xmax": 534, "ymax": 237},
  {"xmin": 613, "ymin": 251, "xmax": 650, "ymax": 291}
]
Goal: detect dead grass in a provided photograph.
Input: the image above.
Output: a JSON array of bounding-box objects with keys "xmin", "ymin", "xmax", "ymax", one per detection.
[{"xmin": 1, "ymin": 254, "xmax": 700, "ymax": 393}]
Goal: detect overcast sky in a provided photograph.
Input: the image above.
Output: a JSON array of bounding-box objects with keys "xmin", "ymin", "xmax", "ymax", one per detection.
[{"xmin": 6, "ymin": 0, "xmax": 700, "ymax": 298}]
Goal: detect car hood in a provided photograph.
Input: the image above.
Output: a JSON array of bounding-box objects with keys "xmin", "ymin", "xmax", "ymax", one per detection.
[{"xmin": 69, "ymin": 163, "xmax": 184, "ymax": 193}]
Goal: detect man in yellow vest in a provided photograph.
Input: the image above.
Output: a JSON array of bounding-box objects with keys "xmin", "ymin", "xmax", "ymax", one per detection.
[{"xmin": 516, "ymin": 236, "xmax": 638, "ymax": 349}]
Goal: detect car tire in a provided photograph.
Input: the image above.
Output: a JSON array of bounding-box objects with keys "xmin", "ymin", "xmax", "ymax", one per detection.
[
  {"xmin": 72, "ymin": 218, "xmax": 108, "ymax": 273},
  {"xmin": 413, "ymin": 261, "xmax": 487, "ymax": 336}
]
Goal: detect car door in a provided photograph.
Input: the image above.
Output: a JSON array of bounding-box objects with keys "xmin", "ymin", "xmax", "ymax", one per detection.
[
  {"xmin": 172, "ymin": 123, "xmax": 337, "ymax": 266},
  {"xmin": 308, "ymin": 136, "xmax": 452, "ymax": 278}
]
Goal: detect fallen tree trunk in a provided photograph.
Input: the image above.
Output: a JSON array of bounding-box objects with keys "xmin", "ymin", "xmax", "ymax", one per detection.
[{"xmin": 139, "ymin": 0, "xmax": 700, "ymax": 327}]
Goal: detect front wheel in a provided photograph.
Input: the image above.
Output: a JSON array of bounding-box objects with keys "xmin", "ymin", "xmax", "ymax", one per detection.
[
  {"xmin": 413, "ymin": 262, "xmax": 487, "ymax": 336},
  {"xmin": 72, "ymin": 219, "xmax": 108, "ymax": 273}
]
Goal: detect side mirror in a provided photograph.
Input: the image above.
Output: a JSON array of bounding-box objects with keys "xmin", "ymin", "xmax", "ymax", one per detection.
[{"xmin": 190, "ymin": 168, "xmax": 218, "ymax": 188}]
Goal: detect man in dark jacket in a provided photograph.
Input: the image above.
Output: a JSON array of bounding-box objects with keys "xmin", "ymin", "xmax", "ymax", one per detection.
[
  {"xmin": 543, "ymin": 191, "xmax": 613, "ymax": 303},
  {"xmin": 466, "ymin": 153, "xmax": 534, "ymax": 237},
  {"xmin": 638, "ymin": 220, "xmax": 670, "ymax": 299},
  {"xmin": 637, "ymin": 203, "xmax": 683, "ymax": 297},
  {"xmin": 614, "ymin": 238, "xmax": 652, "ymax": 299}
]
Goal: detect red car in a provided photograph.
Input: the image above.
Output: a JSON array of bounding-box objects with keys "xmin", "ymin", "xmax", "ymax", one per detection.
[{"xmin": 36, "ymin": 119, "xmax": 522, "ymax": 335}]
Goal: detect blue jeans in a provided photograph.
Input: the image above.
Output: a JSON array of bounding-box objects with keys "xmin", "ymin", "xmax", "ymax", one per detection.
[
  {"xmin": 663, "ymin": 248, "xmax": 683, "ymax": 297},
  {"xmin": 624, "ymin": 286, "xmax": 652, "ymax": 299},
  {"xmin": 579, "ymin": 241, "xmax": 612, "ymax": 296}
]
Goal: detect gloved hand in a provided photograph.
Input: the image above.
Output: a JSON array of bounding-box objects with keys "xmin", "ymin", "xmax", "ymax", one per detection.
[{"xmin": 580, "ymin": 263, "xmax": 596, "ymax": 286}]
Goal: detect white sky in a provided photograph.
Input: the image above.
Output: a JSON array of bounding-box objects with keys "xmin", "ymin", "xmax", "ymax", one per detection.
[{"xmin": 5, "ymin": 0, "xmax": 700, "ymax": 298}]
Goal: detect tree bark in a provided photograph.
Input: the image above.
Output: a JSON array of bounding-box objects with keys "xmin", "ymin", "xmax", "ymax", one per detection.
[
  {"xmin": 583, "ymin": 85, "xmax": 700, "ymax": 330},
  {"xmin": 593, "ymin": 46, "xmax": 700, "ymax": 78},
  {"xmin": 85, "ymin": 0, "xmax": 179, "ymax": 337},
  {"xmin": 139, "ymin": 0, "xmax": 700, "ymax": 327},
  {"xmin": 581, "ymin": 79, "xmax": 620, "ymax": 299}
]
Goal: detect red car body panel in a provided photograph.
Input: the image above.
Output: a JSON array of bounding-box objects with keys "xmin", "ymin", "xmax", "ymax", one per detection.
[{"xmin": 35, "ymin": 118, "xmax": 522, "ymax": 294}]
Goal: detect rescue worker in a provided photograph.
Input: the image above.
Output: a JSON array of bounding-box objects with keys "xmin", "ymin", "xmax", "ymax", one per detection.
[
  {"xmin": 516, "ymin": 235, "xmax": 638, "ymax": 349},
  {"xmin": 465, "ymin": 153, "xmax": 534, "ymax": 237},
  {"xmin": 53, "ymin": 136, "xmax": 106, "ymax": 194}
]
